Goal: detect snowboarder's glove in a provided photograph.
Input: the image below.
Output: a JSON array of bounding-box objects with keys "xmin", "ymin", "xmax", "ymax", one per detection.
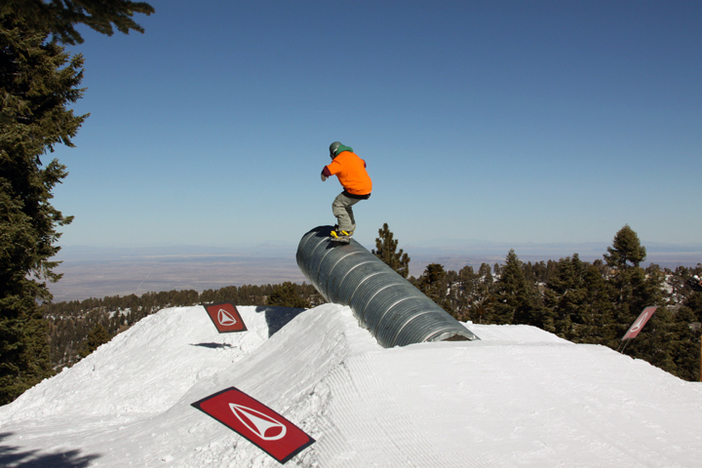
[{"xmin": 321, "ymin": 172, "xmax": 328, "ymax": 182}]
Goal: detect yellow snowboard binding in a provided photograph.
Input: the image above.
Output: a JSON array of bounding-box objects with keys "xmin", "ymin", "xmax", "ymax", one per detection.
[{"xmin": 330, "ymin": 229, "xmax": 353, "ymax": 244}]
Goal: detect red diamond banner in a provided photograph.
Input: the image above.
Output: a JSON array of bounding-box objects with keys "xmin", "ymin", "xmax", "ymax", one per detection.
[
  {"xmin": 204, "ymin": 302, "xmax": 247, "ymax": 333},
  {"xmin": 192, "ymin": 387, "xmax": 315, "ymax": 464}
]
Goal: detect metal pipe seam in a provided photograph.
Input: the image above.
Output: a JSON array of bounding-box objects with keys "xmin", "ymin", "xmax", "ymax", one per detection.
[{"xmin": 296, "ymin": 226, "xmax": 479, "ymax": 347}]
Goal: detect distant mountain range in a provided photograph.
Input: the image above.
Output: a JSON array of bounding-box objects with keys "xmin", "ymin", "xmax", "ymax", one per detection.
[{"xmin": 49, "ymin": 241, "xmax": 702, "ymax": 302}]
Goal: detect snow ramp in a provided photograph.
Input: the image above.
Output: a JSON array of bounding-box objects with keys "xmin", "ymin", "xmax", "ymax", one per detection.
[
  {"xmin": 2, "ymin": 305, "xmax": 702, "ymax": 467},
  {"xmin": 296, "ymin": 225, "xmax": 478, "ymax": 346}
]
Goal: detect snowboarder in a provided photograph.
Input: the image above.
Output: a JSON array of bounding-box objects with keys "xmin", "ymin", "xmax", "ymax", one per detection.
[{"xmin": 321, "ymin": 141, "xmax": 372, "ymax": 242}]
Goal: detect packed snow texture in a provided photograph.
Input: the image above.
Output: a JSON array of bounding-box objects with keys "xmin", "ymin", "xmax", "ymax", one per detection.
[{"xmin": 1, "ymin": 304, "xmax": 701, "ymax": 467}]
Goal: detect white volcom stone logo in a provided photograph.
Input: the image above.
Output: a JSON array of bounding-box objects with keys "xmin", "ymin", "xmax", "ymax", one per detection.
[
  {"xmin": 229, "ymin": 403, "xmax": 287, "ymax": 441},
  {"xmin": 218, "ymin": 308, "xmax": 237, "ymax": 326},
  {"xmin": 629, "ymin": 310, "xmax": 651, "ymax": 333}
]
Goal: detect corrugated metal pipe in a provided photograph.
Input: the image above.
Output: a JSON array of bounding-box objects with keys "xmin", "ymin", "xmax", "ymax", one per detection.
[{"xmin": 296, "ymin": 226, "xmax": 479, "ymax": 347}]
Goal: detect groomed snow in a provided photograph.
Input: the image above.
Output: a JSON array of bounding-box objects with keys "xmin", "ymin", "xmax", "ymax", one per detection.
[{"xmin": 1, "ymin": 304, "xmax": 701, "ymax": 467}]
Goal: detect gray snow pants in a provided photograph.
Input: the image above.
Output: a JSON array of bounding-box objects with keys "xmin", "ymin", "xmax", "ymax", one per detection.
[{"xmin": 332, "ymin": 192, "xmax": 367, "ymax": 232}]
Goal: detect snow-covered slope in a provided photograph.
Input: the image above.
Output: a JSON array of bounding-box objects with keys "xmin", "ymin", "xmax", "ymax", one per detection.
[{"xmin": 1, "ymin": 304, "xmax": 701, "ymax": 467}]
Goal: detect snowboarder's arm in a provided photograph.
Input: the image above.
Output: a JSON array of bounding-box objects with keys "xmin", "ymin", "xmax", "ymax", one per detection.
[{"xmin": 321, "ymin": 166, "xmax": 332, "ymax": 182}]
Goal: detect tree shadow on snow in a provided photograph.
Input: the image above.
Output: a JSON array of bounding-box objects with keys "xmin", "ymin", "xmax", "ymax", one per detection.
[
  {"xmin": 255, "ymin": 306, "xmax": 307, "ymax": 337},
  {"xmin": 0, "ymin": 433, "xmax": 101, "ymax": 468},
  {"xmin": 190, "ymin": 342, "xmax": 234, "ymax": 349}
]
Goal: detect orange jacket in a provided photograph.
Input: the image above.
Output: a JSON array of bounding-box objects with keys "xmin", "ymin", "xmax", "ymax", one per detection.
[{"xmin": 323, "ymin": 151, "xmax": 372, "ymax": 196}]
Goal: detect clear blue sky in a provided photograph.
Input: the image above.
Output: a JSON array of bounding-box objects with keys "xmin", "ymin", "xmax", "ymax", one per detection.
[{"xmin": 51, "ymin": 0, "xmax": 701, "ymax": 253}]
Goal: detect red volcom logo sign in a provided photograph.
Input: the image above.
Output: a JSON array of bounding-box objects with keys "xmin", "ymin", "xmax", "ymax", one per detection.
[
  {"xmin": 204, "ymin": 302, "xmax": 247, "ymax": 333},
  {"xmin": 192, "ymin": 387, "xmax": 315, "ymax": 464},
  {"xmin": 622, "ymin": 306, "xmax": 658, "ymax": 340}
]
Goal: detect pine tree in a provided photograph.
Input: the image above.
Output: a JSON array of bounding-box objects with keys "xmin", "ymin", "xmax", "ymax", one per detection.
[
  {"xmin": 0, "ymin": 2, "xmax": 153, "ymax": 404},
  {"xmin": 544, "ymin": 254, "xmax": 614, "ymax": 342},
  {"xmin": 544, "ymin": 255, "xmax": 586, "ymax": 339},
  {"xmin": 602, "ymin": 227, "xmax": 676, "ymax": 375},
  {"xmin": 489, "ymin": 250, "xmax": 548, "ymax": 327},
  {"xmin": 417, "ymin": 263, "xmax": 454, "ymax": 315},
  {"xmin": 372, "ymin": 223, "xmax": 410, "ymax": 278},
  {"xmin": 469, "ymin": 263, "xmax": 495, "ymax": 324},
  {"xmin": 1, "ymin": 15, "xmax": 84, "ymax": 405},
  {"xmin": 1, "ymin": 0, "xmax": 154, "ymax": 45},
  {"xmin": 604, "ymin": 224, "xmax": 647, "ymax": 269},
  {"xmin": 267, "ymin": 282, "xmax": 310, "ymax": 309},
  {"xmin": 79, "ymin": 324, "xmax": 111, "ymax": 358},
  {"xmin": 580, "ymin": 262, "xmax": 616, "ymax": 344},
  {"xmin": 454, "ymin": 266, "xmax": 477, "ymax": 320},
  {"xmin": 664, "ymin": 305, "xmax": 699, "ymax": 381},
  {"xmin": 684, "ymin": 288, "xmax": 702, "ymax": 323},
  {"xmin": 603, "ymin": 227, "xmax": 663, "ymax": 346}
]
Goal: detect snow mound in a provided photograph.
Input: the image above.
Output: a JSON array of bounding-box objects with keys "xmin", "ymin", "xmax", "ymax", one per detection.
[
  {"xmin": 4, "ymin": 306, "xmax": 270, "ymax": 424},
  {"xmin": 1, "ymin": 303, "xmax": 702, "ymax": 467}
]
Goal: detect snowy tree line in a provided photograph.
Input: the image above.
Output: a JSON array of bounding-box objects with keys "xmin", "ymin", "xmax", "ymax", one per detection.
[
  {"xmin": 42, "ymin": 224, "xmax": 702, "ymax": 384},
  {"xmin": 406, "ymin": 225, "xmax": 702, "ymax": 382}
]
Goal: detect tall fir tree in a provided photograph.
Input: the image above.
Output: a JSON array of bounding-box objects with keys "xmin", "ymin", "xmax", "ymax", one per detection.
[
  {"xmin": 663, "ymin": 304, "xmax": 699, "ymax": 381},
  {"xmin": 1, "ymin": 14, "xmax": 84, "ymax": 405},
  {"xmin": 0, "ymin": 2, "xmax": 153, "ymax": 404},
  {"xmin": 454, "ymin": 265, "xmax": 477, "ymax": 320},
  {"xmin": 267, "ymin": 282, "xmax": 310, "ymax": 309},
  {"xmin": 372, "ymin": 223, "xmax": 410, "ymax": 278},
  {"xmin": 683, "ymin": 288, "xmax": 702, "ymax": 323},
  {"xmin": 78, "ymin": 323, "xmax": 111, "ymax": 358},
  {"xmin": 603, "ymin": 227, "xmax": 674, "ymax": 374},
  {"xmin": 544, "ymin": 255, "xmax": 588, "ymax": 340},
  {"xmin": 489, "ymin": 250, "xmax": 547, "ymax": 327},
  {"xmin": 470, "ymin": 263, "xmax": 495, "ymax": 324},
  {"xmin": 416, "ymin": 263, "xmax": 454, "ymax": 315},
  {"xmin": 604, "ymin": 224, "xmax": 647, "ymax": 269},
  {"xmin": 579, "ymin": 261, "xmax": 617, "ymax": 344},
  {"xmin": 544, "ymin": 254, "xmax": 614, "ymax": 343},
  {"xmin": 603, "ymin": 226, "xmax": 658, "ymax": 343}
]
